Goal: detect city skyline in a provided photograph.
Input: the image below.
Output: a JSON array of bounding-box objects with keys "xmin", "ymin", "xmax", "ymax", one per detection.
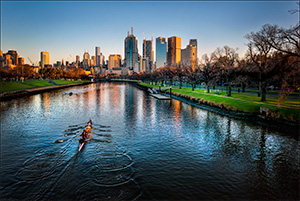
[{"xmin": 2, "ymin": 1, "xmax": 298, "ymax": 65}]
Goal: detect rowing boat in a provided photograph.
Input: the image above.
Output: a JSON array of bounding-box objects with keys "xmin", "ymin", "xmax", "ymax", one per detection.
[{"xmin": 78, "ymin": 120, "xmax": 92, "ymax": 152}]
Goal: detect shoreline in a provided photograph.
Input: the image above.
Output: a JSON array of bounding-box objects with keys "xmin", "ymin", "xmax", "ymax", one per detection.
[
  {"xmin": 0, "ymin": 82, "xmax": 92, "ymax": 101},
  {"xmin": 135, "ymin": 82, "xmax": 300, "ymax": 136}
]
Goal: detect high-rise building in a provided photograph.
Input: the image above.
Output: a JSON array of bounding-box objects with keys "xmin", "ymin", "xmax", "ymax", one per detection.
[
  {"xmin": 40, "ymin": 51, "xmax": 49, "ymax": 68},
  {"xmin": 124, "ymin": 27, "xmax": 138, "ymax": 71},
  {"xmin": 156, "ymin": 37, "xmax": 167, "ymax": 68},
  {"xmin": 189, "ymin": 39, "xmax": 198, "ymax": 64},
  {"xmin": 181, "ymin": 44, "xmax": 197, "ymax": 68},
  {"xmin": 167, "ymin": 36, "xmax": 181, "ymax": 66},
  {"xmin": 83, "ymin": 52, "xmax": 90, "ymax": 69},
  {"xmin": 108, "ymin": 54, "xmax": 122, "ymax": 69},
  {"xmin": 143, "ymin": 39, "xmax": 154, "ymax": 71},
  {"xmin": 95, "ymin": 46, "xmax": 101, "ymax": 66}
]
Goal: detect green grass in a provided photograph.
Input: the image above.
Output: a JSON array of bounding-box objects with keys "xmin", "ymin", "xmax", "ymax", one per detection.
[
  {"xmin": 141, "ymin": 82, "xmax": 300, "ymax": 122},
  {"xmin": 52, "ymin": 80, "xmax": 89, "ymax": 85},
  {"xmin": 0, "ymin": 80, "xmax": 89, "ymax": 93}
]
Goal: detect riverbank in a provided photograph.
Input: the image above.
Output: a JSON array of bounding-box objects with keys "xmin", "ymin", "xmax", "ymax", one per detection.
[
  {"xmin": 137, "ymin": 82, "xmax": 300, "ymax": 133},
  {"xmin": 0, "ymin": 80, "xmax": 91, "ymax": 101}
]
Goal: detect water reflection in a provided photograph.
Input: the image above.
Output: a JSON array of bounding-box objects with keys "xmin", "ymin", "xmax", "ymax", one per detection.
[{"xmin": 0, "ymin": 82, "xmax": 299, "ymax": 200}]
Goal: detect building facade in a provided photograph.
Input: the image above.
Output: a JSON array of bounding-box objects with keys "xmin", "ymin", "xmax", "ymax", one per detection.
[
  {"xmin": 40, "ymin": 51, "xmax": 49, "ymax": 68},
  {"xmin": 95, "ymin": 46, "xmax": 101, "ymax": 66},
  {"xmin": 124, "ymin": 27, "xmax": 138, "ymax": 71},
  {"xmin": 156, "ymin": 37, "xmax": 167, "ymax": 68},
  {"xmin": 181, "ymin": 44, "xmax": 197, "ymax": 68},
  {"xmin": 108, "ymin": 54, "xmax": 122, "ymax": 69},
  {"xmin": 143, "ymin": 39, "xmax": 154, "ymax": 72},
  {"xmin": 167, "ymin": 36, "xmax": 181, "ymax": 67}
]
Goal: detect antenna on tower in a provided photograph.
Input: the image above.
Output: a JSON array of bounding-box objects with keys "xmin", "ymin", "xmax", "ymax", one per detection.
[{"xmin": 131, "ymin": 27, "xmax": 133, "ymax": 35}]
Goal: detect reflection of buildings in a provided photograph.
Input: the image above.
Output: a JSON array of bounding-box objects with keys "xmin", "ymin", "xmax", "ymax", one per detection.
[
  {"xmin": 167, "ymin": 36, "xmax": 181, "ymax": 66},
  {"xmin": 156, "ymin": 37, "xmax": 167, "ymax": 68},
  {"xmin": 124, "ymin": 27, "xmax": 138, "ymax": 71}
]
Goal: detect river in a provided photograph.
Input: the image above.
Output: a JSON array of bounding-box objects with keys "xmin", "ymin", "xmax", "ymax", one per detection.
[{"xmin": 0, "ymin": 82, "xmax": 299, "ymax": 200}]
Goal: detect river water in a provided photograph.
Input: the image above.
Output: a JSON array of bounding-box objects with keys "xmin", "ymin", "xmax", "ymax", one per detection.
[{"xmin": 0, "ymin": 82, "xmax": 299, "ymax": 200}]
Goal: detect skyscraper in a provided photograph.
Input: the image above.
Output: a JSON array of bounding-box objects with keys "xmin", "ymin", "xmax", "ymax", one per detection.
[
  {"xmin": 156, "ymin": 37, "xmax": 167, "ymax": 68},
  {"xmin": 40, "ymin": 51, "xmax": 49, "ymax": 68},
  {"xmin": 189, "ymin": 39, "xmax": 198, "ymax": 64},
  {"xmin": 95, "ymin": 46, "xmax": 101, "ymax": 66},
  {"xmin": 83, "ymin": 52, "xmax": 90, "ymax": 69},
  {"xmin": 143, "ymin": 39, "xmax": 153, "ymax": 71},
  {"xmin": 124, "ymin": 27, "xmax": 138, "ymax": 71},
  {"xmin": 167, "ymin": 36, "xmax": 181, "ymax": 66}
]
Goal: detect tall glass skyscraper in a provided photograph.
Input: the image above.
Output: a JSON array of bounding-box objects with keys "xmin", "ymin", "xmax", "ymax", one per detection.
[
  {"xmin": 124, "ymin": 27, "xmax": 138, "ymax": 71},
  {"xmin": 156, "ymin": 37, "xmax": 167, "ymax": 68}
]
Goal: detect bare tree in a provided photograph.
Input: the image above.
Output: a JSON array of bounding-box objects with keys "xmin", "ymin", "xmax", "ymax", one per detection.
[{"xmin": 211, "ymin": 46, "xmax": 239, "ymax": 96}]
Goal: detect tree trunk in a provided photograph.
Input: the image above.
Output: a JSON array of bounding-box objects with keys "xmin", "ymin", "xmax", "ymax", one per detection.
[
  {"xmin": 242, "ymin": 83, "xmax": 246, "ymax": 93},
  {"xmin": 179, "ymin": 80, "xmax": 182, "ymax": 89},
  {"xmin": 192, "ymin": 84, "xmax": 195, "ymax": 91},
  {"xmin": 227, "ymin": 84, "xmax": 232, "ymax": 96},
  {"xmin": 207, "ymin": 86, "xmax": 210, "ymax": 93},
  {"xmin": 261, "ymin": 84, "xmax": 267, "ymax": 101}
]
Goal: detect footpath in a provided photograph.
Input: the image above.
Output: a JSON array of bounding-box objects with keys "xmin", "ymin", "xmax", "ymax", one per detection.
[{"xmin": 0, "ymin": 82, "xmax": 90, "ymax": 101}]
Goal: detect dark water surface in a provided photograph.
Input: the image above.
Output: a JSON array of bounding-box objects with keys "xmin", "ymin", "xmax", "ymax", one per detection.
[{"xmin": 0, "ymin": 82, "xmax": 299, "ymax": 200}]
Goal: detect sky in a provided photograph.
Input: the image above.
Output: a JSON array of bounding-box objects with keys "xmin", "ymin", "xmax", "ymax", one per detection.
[{"xmin": 1, "ymin": 1, "xmax": 299, "ymax": 65}]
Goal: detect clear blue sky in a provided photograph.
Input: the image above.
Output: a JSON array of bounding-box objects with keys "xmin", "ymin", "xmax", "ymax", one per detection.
[{"xmin": 1, "ymin": 1, "xmax": 299, "ymax": 65}]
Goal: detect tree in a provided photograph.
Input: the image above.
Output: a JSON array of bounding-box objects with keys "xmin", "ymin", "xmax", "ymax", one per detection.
[
  {"xmin": 211, "ymin": 46, "xmax": 239, "ymax": 96},
  {"xmin": 173, "ymin": 64, "xmax": 187, "ymax": 89},
  {"xmin": 186, "ymin": 66, "xmax": 201, "ymax": 91}
]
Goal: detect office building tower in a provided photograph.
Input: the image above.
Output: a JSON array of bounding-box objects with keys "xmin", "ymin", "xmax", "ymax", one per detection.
[
  {"xmin": 40, "ymin": 51, "xmax": 49, "ymax": 68},
  {"xmin": 167, "ymin": 36, "xmax": 181, "ymax": 66},
  {"xmin": 181, "ymin": 44, "xmax": 197, "ymax": 68},
  {"xmin": 83, "ymin": 52, "xmax": 90, "ymax": 69},
  {"xmin": 95, "ymin": 46, "xmax": 101, "ymax": 66},
  {"xmin": 108, "ymin": 54, "xmax": 122, "ymax": 69},
  {"xmin": 189, "ymin": 39, "xmax": 197, "ymax": 63},
  {"xmin": 143, "ymin": 39, "xmax": 154, "ymax": 71},
  {"xmin": 124, "ymin": 27, "xmax": 138, "ymax": 70},
  {"xmin": 156, "ymin": 37, "xmax": 167, "ymax": 68}
]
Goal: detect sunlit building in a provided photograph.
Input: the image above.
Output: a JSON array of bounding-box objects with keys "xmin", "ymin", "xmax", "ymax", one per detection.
[
  {"xmin": 108, "ymin": 54, "xmax": 122, "ymax": 69},
  {"xmin": 167, "ymin": 36, "xmax": 181, "ymax": 66},
  {"xmin": 83, "ymin": 52, "xmax": 91, "ymax": 69},
  {"xmin": 40, "ymin": 51, "xmax": 49, "ymax": 68},
  {"xmin": 156, "ymin": 37, "xmax": 167, "ymax": 68},
  {"xmin": 124, "ymin": 27, "xmax": 138, "ymax": 71}
]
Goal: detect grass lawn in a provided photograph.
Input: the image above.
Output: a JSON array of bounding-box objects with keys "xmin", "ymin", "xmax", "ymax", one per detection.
[
  {"xmin": 0, "ymin": 80, "xmax": 89, "ymax": 93},
  {"xmin": 141, "ymin": 82, "xmax": 300, "ymax": 122}
]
